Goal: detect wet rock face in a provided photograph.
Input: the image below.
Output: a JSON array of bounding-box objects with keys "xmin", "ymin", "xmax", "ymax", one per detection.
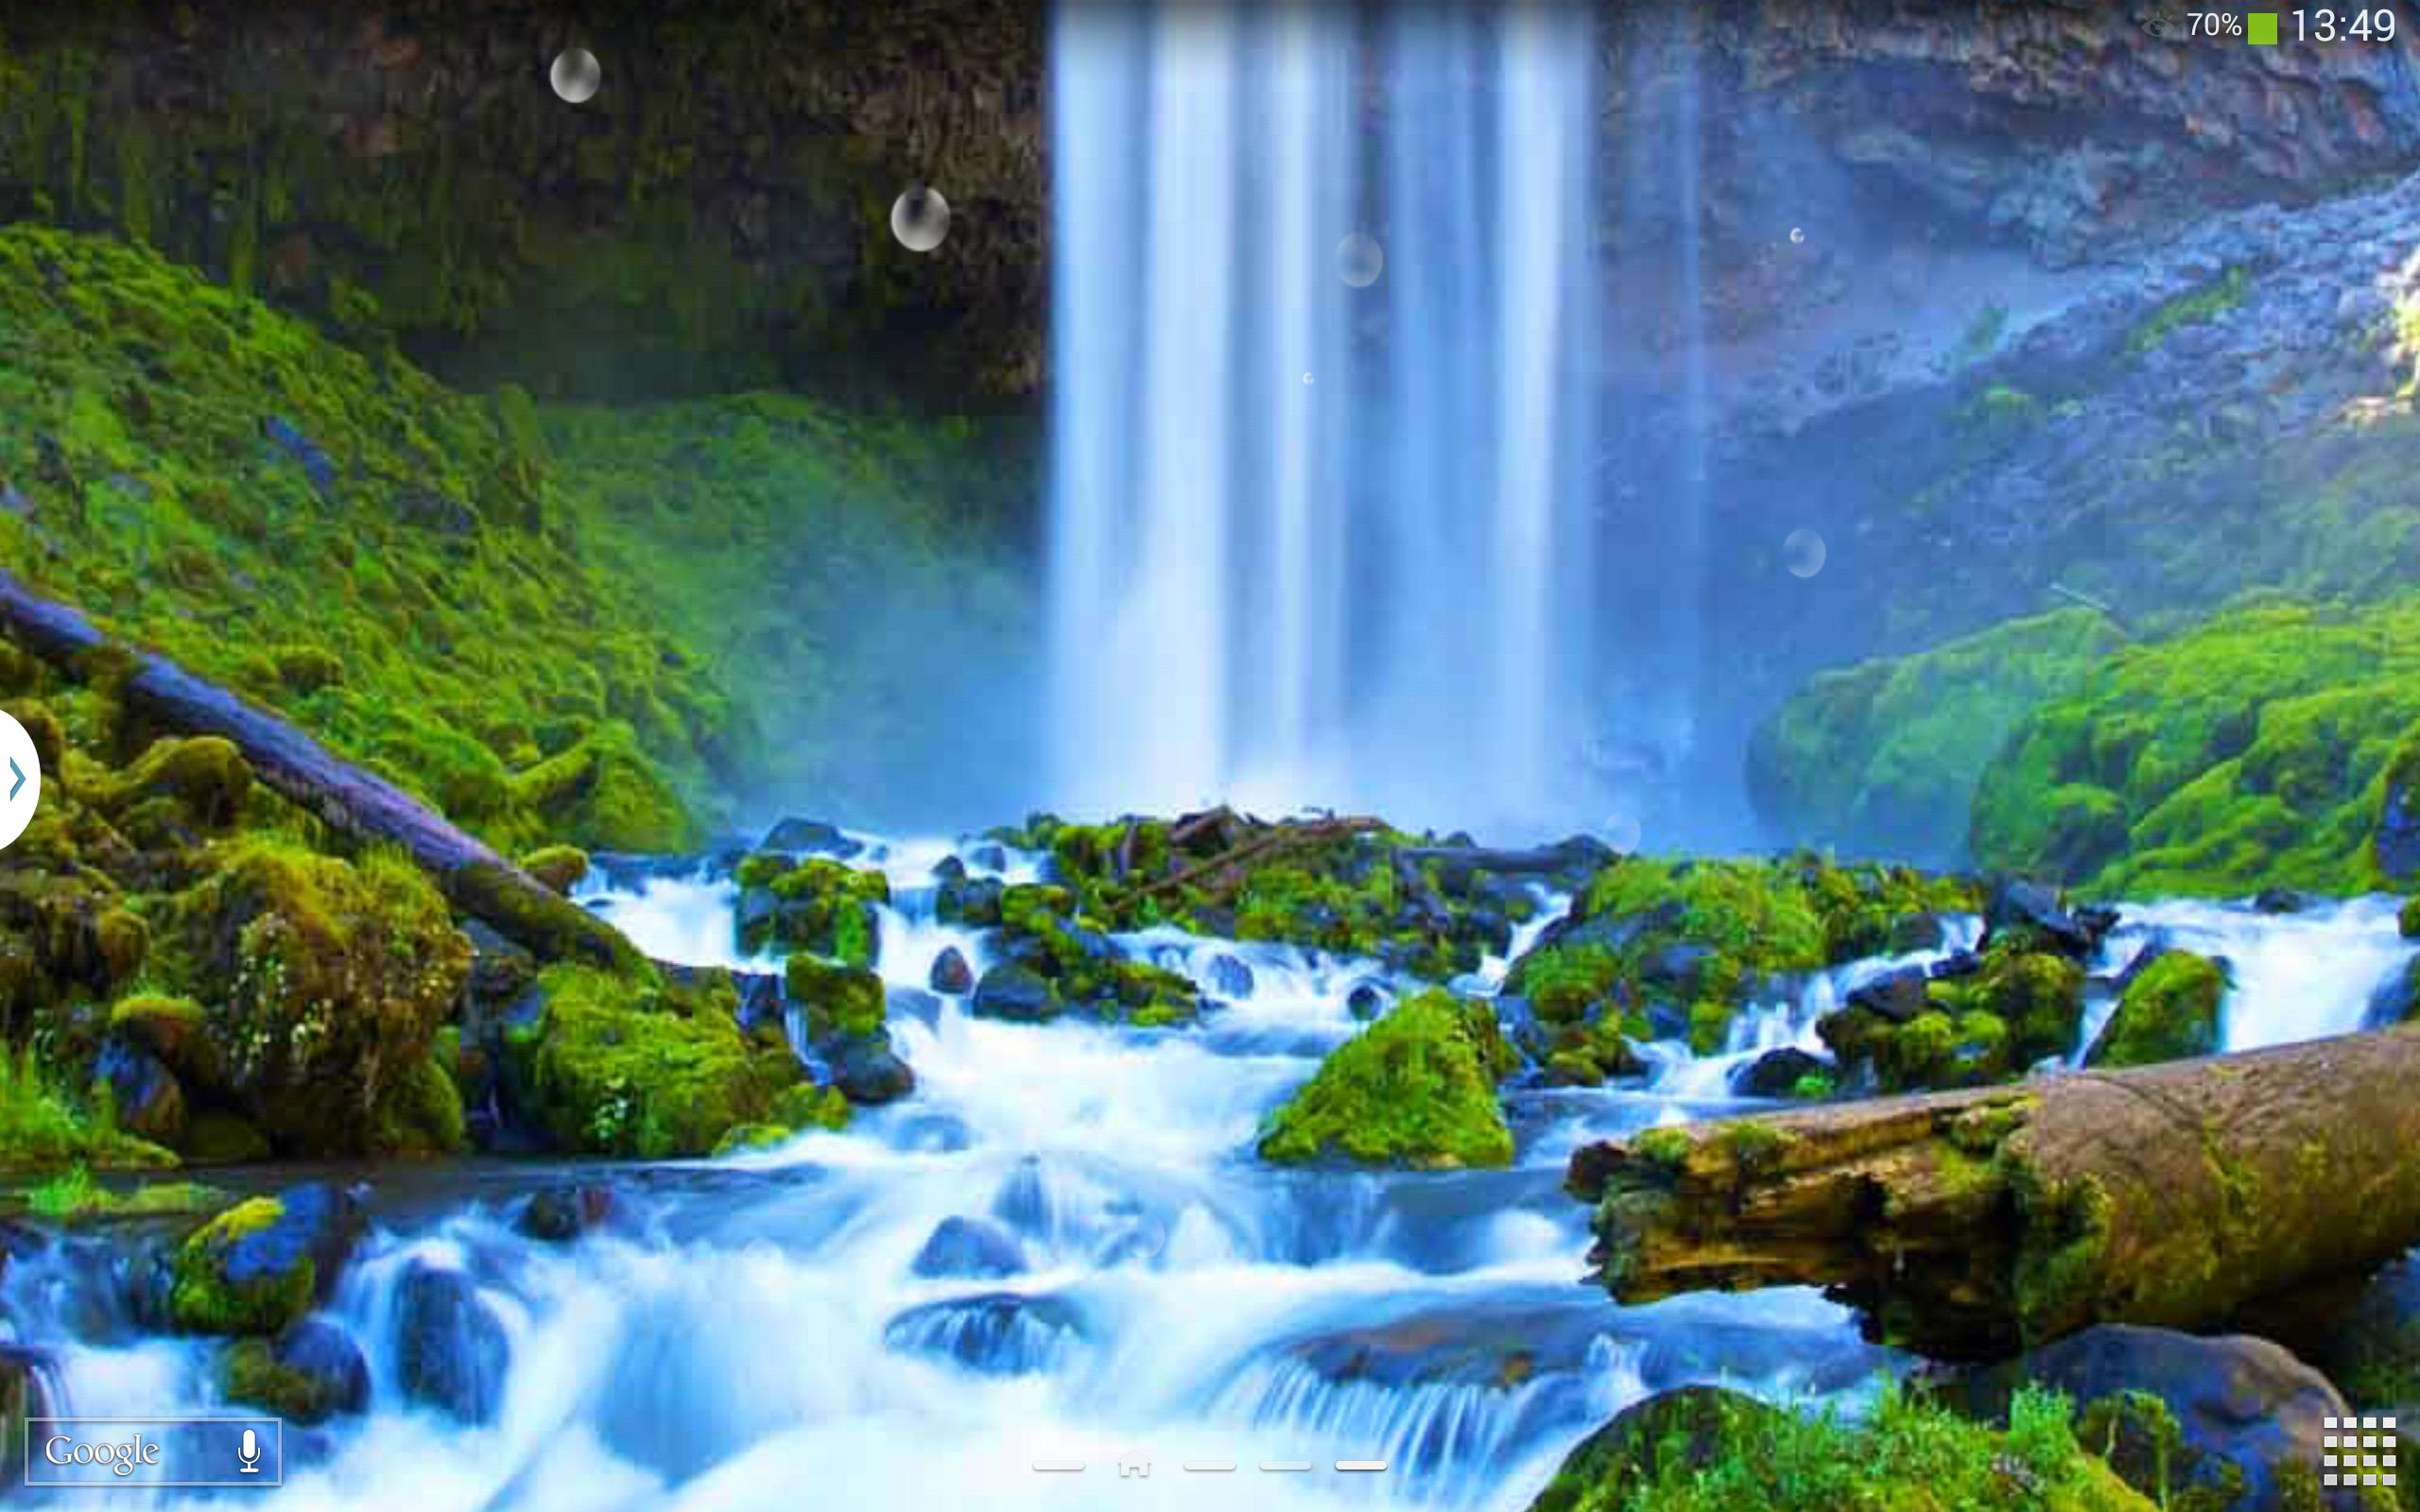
[{"xmin": 393, "ymin": 1261, "xmax": 510, "ymax": 1425}]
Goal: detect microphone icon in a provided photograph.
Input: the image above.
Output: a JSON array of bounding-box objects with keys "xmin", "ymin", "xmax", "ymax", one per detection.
[{"xmin": 237, "ymin": 1428, "xmax": 261, "ymax": 1475}]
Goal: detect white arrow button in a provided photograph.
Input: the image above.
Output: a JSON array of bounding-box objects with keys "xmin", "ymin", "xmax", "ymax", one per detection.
[{"xmin": 0, "ymin": 709, "xmax": 41, "ymax": 852}]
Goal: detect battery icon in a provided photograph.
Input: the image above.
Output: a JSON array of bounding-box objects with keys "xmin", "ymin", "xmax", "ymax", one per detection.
[{"xmin": 2246, "ymin": 11, "xmax": 2279, "ymax": 43}]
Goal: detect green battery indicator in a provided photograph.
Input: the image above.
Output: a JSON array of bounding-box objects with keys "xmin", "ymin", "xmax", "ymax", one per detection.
[{"xmin": 2246, "ymin": 11, "xmax": 2279, "ymax": 43}]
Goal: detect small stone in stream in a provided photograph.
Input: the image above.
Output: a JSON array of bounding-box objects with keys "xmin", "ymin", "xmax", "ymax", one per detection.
[
  {"xmin": 1205, "ymin": 954, "xmax": 1255, "ymax": 999},
  {"xmin": 931, "ymin": 854, "xmax": 968, "ymax": 883},
  {"xmin": 2252, "ymin": 886, "xmax": 2310, "ymax": 915},
  {"xmin": 1982, "ymin": 878, "xmax": 2112, "ymax": 959},
  {"xmin": 1846, "ymin": 965, "xmax": 1931, "ymax": 1023},
  {"xmin": 831, "ymin": 1039, "xmax": 915, "ymax": 1105},
  {"xmin": 393, "ymin": 1261, "xmax": 509, "ymax": 1424},
  {"xmin": 1732, "ymin": 1047, "xmax": 1828, "ymax": 1098},
  {"xmin": 929, "ymin": 947, "xmax": 975, "ymax": 995},
  {"xmin": 967, "ymin": 843, "xmax": 1009, "ymax": 871},
  {"xmin": 910, "ymin": 1215, "xmax": 1027, "ymax": 1280},
  {"xmin": 514, "ymin": 1184, "xmax": 615, "ymax": 1244},
  {"xmin": 759, "ymin": 817, "xmax": 863, "ymax": 857},
  {"xmin": 1347, "ymin": 981, "xmax": 1388, "ymax": 1021}
]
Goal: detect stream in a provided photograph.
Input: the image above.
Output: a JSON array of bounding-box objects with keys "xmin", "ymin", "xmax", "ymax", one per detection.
[{"xmin": 5, "ymin": 833, "xmax": 2415, "ymax": 1510}]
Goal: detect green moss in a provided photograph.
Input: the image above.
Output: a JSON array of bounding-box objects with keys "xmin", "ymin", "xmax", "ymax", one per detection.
[
  {"xmin": 2127, "ymin": 266, "xmax": 2250, "ymax": 354},
  {"xmin": 1748, "ymin": 610, "xmax": 2123, "ymax": 864},
  {"xmin": 2088, "ymin": 953, "xmax": 2226, "ymax": 1068},
  {"xmin": 518, "ymin": 845, "xmax": 590, "ymax": 895},
  {"xmin": 506, "ymin": 963, "xmax": 795, "ymax": 1158},
  {"xmin": 369, "ymin": 1051, "xmax": 467, "ymax": 1157},
  {"xmin": 769, "ymin": 1081, "xmax": 852, "ymax": 1132},
  {"xmin": 1973, "ymin": 595, "xmax": 2420, "ymax": 896},
  {"xmin": 1536, "ymin": 854, "xmax": 1976, "ymax": 1054},
  {"xmin": 1634, "ymin": 1126, "xmax": 1694, "ymax": 1171},
  {"xmin": 168, "ymin": 1196, "xmax": 311, "ymax": 1334},
  {"xmin": 174, "ymin": 839, "xmax": 470, "ymax": 1154},
  {"xmin": 2401, "ymin": 896, "xmax": 2418, "ymax": 938},
  {"xmin": 219, "ymin": 1337, "xmax": 352, "ymax": 1425},
  {"xmin": 1257, "ymin": 990, "xmax": 1514, "ymax": 1170},
  {"xmin": 785, "ymin": 954, "xmax": 887, "ymax": 1040},
  {"xmin": 1532, "ymin": 1383, "xmax": 2154, "ymax": 1512},
  {"xmin": 742, "ymin": 858, "xmax": 890, "ymax": 962}
]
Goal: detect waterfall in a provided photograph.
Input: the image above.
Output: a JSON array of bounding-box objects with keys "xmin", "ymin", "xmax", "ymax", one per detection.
[{"xmin": 1047, "ymin": 0, "xmax": 1599, "ymax": 835}]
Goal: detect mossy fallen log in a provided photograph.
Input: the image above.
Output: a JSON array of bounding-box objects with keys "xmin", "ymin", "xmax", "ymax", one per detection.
[
  {"xmin": 0, "ymin": 569, "xmax": 633, "ymax": 970},
  {"xmin": 1566, "ymin": 1026, "xmax": 2420, "ymax": 1360}
]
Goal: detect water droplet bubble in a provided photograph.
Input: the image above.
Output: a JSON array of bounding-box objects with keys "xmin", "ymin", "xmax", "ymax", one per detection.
[
  {"xmin": 549, "ymin": 48, "xmax": 601, "ymax": 105},
  {"xmin": 1789, "ymin": 226, "xmax": 1806, "ymax": 245},
  {"xmin": 890, "ymin": 185, "xmax": 951, "ymax": 253},
  {"xmin": 1785, "ymin": 527, "xmax": 1827, "ymax": 578},
  {"xmin": 1603, "ymin": 813, "xmax": 1642, "ymax": 856},
  {"xmin": 1302, "ymin": 371, "xmax": 1314, "ymax": 385},
  {"xmin": 1338, "ymin": 232, "xmax": 1385, "ymax": 289}
]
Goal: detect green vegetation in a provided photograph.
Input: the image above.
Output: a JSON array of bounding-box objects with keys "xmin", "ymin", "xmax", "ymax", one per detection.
[
  {"xmin": 1508, "ymin": 854, "xmax": 1977, "ymax": 1061},
  {"xmin": 739, "ymin": 856, "xmax": 890, "ymax": 963},
  {"xmin": 0, "ymin": 225, "xmax": 722, "ymax": 852},
  {"xmin": 1972, "ymin": 595, "xmax": 2420, "ymax": 896},
  {"xmin": 9, "ymin": 1163, "xmax": 221, "ymax": 1221},
  {"xmin": 1258, "ymin": 990, "xmax": 1516, "ymax": 1170},
  {"xmin": 0, "ymin": 1045, "xmax": 175, "ymax": 1171},
  {"xmin": 219, "ymin": 1337, "xmax": 354, "ymax": 1425},
  {"xmin": 502, "ymin": 963, "xmax": 804, "ymax": 1158},
  {"xmin": 2127, "ymin": 266, "xmax": 2250, "ymax": 354},
  {"xmin": 1529, "ymin": 1383, "xmax": 2156, "ymax": 1512},
  {"xmin": 1747, "ymin": 610, "xmax": 2125, "ymax": 864},
  {"xmin": 2086, "ymin": 953, "xmax": 2227, "ymax": 1068},
  {"xmin": 1823, "ymin": 946, "xmax": 2084, "ymax": 1091}
]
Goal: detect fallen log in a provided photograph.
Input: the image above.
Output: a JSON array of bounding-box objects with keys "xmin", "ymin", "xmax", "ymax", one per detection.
[
  {"xmin": 1565, "ymin": 1027, "xmax": 2420, "ymax": 1361},
  {"xmin": 0, "ymin": 569, "xmax": 634, "ymax": 970}
]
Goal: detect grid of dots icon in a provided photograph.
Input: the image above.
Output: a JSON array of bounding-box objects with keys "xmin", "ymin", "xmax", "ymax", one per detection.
[{"xmin": 2323, "ymin": 1417, "xmax": 2397, "ymax": 1488}]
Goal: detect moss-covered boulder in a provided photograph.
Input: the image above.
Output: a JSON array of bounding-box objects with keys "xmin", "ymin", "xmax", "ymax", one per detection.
[
  {"xmin": 1749, "ymin": 609, "xmax": 2124, "ymax": 866},
  {"xmin": 1529, "ymin": 1383, "xmax": 2154, "ymax": 1512},
  {"xmin": 1973, "ymin": 595, "xmax": 2420, "ymax": 897},
  {"xmin": 175, "ymin": 841, "xmax": 471, "ymax": 1155},
  {"xmin": 2401, "ymin": 896, "xmax": 2419, "ymax": 938},
  {"xmin": 1258, "ymin": 991, "xmax": 1515, "ymax": 1170},
  {"xmin": 1507, "ymin": 854, "xmax": 1979, "ymax": 1056},
  {"xmin": 736, "ymin": 855, "xmax": 890, "ymax": 963},
  {"xmin": 501, "ymin": 964, "xmax": 800, "ymax": 1158},
  {"xmin": 1821, "ymin": 944, "xmax": 2085, "ymax": 1091},
  {"xmin": 784, "ymin": 954, "xmax": 913, "ymax": 1105},
  {"xmin": 2087, "ymin": 952, "xmax": 2228, "ymax": 1069},
  {"xmin": 218, "ymin": 1317, "xmax": 370, "ymax": 1425},
  {"xmin": 518, "ymin": 846, "xmax": 590, "ymax": 896},
  {"xmin": 168, "ymin": 1185, "xmax": 363, "ymax": 1335}
]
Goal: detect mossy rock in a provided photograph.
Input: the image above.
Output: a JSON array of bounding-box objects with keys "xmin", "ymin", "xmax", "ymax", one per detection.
[
  {"xmin": 739, "ymin": 858, "xmax": 890, "ymax": 962},
  {"xmin": 369, "ymin": 1052, "xmax": 468, "ymax": 1158},
  {"xmin": 2401, "ymin": 896, "xmax": 2419, "ymax": 939},
  {"xmin": 2087, "ymin": 953, "xmax": 2227, "ymax": 1069},
  {"xmin": 168, "ymin": 1186, "xmax": 361, "ymax": 1335},
  {"xmin": 503, "ymin": 963, "xmax": 796, "ymax": 1158},
  {"xmin": 1973, "ymin": 596, "xmax": 2420, "ymax": 897},
  {"xmin": 785, "ymin": 954, "xmax": 887, "ymax": 1040},
  {"xmin": 1258, "ymin": 990, "xmax": 1515, "ymax": 1170},
  {"xmin": 82, "ymin": 735, "xmax": 251, "ymax": 838},
  {"xmin": 218, "ymin": 1319, "xmax": 369, "ymax": 1425},
  {"xmin": 174, "ymin": 840, "xmax": 471, "ymax": 1154}
]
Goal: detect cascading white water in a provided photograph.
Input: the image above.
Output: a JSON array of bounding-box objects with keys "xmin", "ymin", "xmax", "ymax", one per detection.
[{"xmin": 1047, "ymin": 0, "xmax": 1599, "ymax": 834}]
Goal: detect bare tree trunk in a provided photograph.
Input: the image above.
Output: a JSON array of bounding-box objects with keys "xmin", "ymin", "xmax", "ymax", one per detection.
[{"xmin": 1567, "ymin": 1027, "xmax": 2420, "ymax": 1360}]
